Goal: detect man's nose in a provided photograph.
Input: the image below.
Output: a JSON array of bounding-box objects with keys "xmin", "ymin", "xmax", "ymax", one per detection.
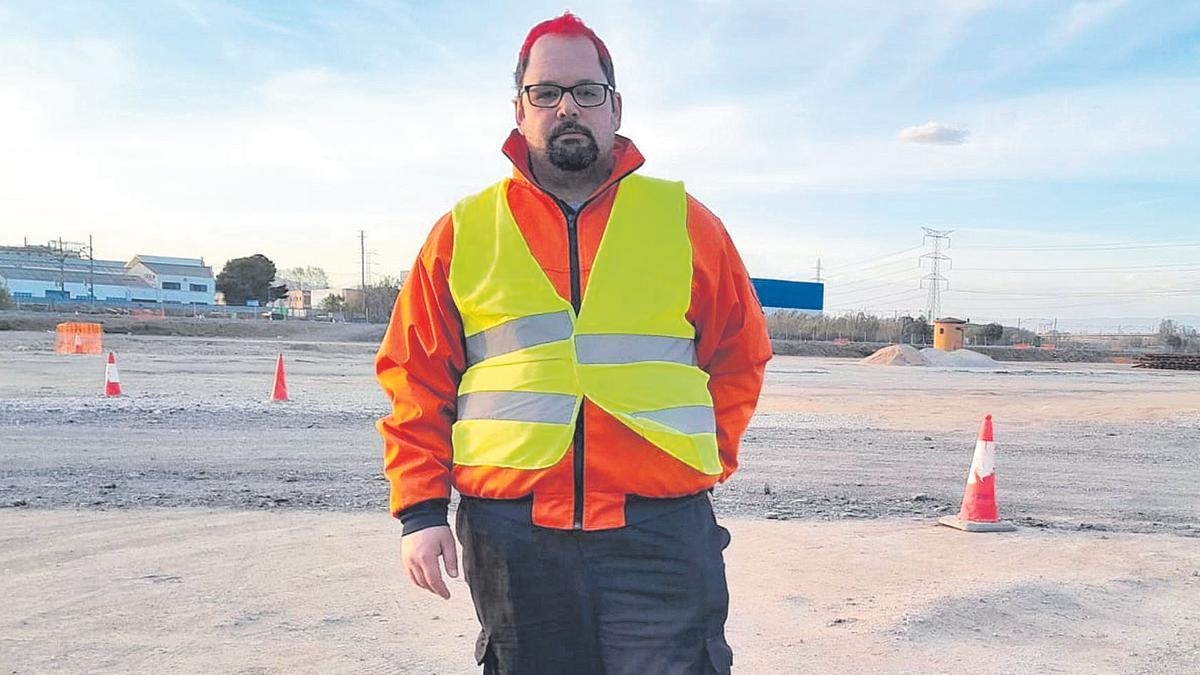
[{"xmin": 556, "ymin": 93, "xmax": 581, "ymax": 119}]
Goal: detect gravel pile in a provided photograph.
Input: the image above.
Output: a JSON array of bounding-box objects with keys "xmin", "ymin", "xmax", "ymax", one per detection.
[
  {"xmin": 861, "ymin": 344, "xmax": 929, "ymax": 366},
  {"xmin": 920, "ymin": 348, "xmax": 1002, "ymax": 368}
]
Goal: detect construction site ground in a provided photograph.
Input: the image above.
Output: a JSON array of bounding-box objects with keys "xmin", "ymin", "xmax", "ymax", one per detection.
[
  {"xmin": 1, "ymin": 330, "xmax": 1198, "ymax": 673},
  {"xmin": 0, "ymin": 310, "xmax": 1131, "ymax": 362}
]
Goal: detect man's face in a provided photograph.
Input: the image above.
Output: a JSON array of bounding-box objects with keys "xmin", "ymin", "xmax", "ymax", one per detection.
[{"xmin": 516, "ymin": 35, "xmax": 622, "ymax": 173}]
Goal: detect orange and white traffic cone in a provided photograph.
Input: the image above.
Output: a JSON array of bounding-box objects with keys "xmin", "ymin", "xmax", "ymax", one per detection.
[
  {"xmin": 73, "ymin": 334, "xmax": 84, "ymax": 354},
  {"xmin": 104, "ymin": 352, "xmax": 122, "ymax": 397},
  {"xmin": 270, "ymin": 353, "xmax": 289, "ymax": 402},
  {"xmin": 939, "ymin": 414, "xmax": 1016, "ymax": 532}
]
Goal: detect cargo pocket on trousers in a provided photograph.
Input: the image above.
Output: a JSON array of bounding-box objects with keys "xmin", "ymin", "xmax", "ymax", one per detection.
[
  {"xmin": 704, "ymin": 634, "xmax": 734, "ymax": 674},
  {"xmin": 474, "ymin": 630, "xmax": 492, "ymax": 666}
]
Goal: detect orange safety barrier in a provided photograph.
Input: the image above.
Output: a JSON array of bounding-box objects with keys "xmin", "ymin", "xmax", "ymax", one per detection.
[{"xmin": 54, "ymin": 322, "xmax": 103, "ymax": 355}]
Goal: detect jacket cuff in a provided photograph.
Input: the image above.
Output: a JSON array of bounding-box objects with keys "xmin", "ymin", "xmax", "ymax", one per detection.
[{"xmin": 396, "ymin": 498, "xmax": 450, "ymax": 536}]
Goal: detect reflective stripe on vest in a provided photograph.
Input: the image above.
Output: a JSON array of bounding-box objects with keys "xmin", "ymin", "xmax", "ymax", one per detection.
[
  {"xmin": 631, "ymin": 405, "xmax": 717, "ymax": 435},
  {"xmin": 575, "ymin": 334, "xmax": 697, "ymax": 366},
  {"xmin": 467, "ymin": 322, "xmax": 698, "ymax": 368},
  {"xmin": 448, "ymin": 174, "xmax": 721, "ymax": 475},
  {"xmin": 457, "ymin": 391, "xmax": 577, "ymax": 424},
  {"xmin": 465, "ymin": 311, "xmax": 574, "ymax": 366}
]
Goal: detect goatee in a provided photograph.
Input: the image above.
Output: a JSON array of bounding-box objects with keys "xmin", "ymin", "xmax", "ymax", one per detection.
[{"xmin": 546, "ymin": 123, "xmax": 600, "ymax": 172}]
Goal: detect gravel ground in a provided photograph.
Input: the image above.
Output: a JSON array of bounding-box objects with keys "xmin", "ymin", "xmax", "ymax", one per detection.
[{"xmin": 1, "ymin": 330, "xmax": 1197, "ymax": 538}]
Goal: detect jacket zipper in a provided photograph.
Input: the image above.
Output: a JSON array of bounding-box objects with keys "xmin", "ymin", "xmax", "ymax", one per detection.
[
  {"xmin": 561, "ymin": 204, "xmax": 586, "ymax": 530},
  {"xmin": 539, "ymin": 164, "xmax": 641, "ymax": 530}
]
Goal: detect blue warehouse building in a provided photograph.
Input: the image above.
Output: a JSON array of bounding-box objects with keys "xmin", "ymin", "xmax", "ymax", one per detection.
[{"xmin": 750, "ymin": 278, "xmax": 824, "ymax": 311}]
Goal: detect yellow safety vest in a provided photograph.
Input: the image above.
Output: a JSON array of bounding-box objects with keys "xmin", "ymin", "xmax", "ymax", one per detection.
[{"xmin": 448, "ymin": 174, "xmax": 721, "ymax": 475}]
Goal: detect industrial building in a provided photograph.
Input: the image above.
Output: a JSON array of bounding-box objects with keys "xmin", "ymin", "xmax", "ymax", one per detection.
[
  {"xmin": 126, "ymin": 255, "xmax": 215, "ymax": 304},
  {"xmin": 0, "ymin": 244, "xmax": 214, "ymax": 306}
]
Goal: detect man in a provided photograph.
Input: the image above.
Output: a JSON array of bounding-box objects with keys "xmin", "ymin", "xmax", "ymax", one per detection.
[{"xmin": 376, "ymin": 12, "xmax": 771, "ymax": 674}]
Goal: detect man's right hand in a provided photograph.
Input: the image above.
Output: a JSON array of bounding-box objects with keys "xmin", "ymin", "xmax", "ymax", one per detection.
[{"xmin": 401, "ymin": 525, "xmax": 459, "ymax": 600}]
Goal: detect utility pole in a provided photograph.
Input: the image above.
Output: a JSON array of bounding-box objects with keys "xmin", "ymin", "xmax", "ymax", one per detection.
[
  {"xmin": 87, "ymin": 234, "xmax": 95, "ymax": 309},
  {"xmin": 919, "ymin": 227, "xmax": 953, "ymax": 321},
  {"xmin": 51, "ymin": 236, "xmax": 87, "ymax": 299},
  {"xmin": 814, "ymin": 257, "xmax": 823, "ymax": 283},
  {"xmin": 57, "ymin": 237, "xmax": 65, "ymax": 292},
  {"xmin": 359, "ymin": 229, "xmax": 369, "ymax": 323}
]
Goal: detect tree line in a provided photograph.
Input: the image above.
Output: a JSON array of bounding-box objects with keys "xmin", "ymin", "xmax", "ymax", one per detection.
[
  {"xmin": 766, "ymin": 310, "xmax": 1039, "ymax": 346},
  {"xmin": 213, "ymin": 254, "xmax": 404, "ymax": 323}
]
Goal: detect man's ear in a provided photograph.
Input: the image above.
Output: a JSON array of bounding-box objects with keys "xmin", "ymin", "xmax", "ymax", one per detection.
[
  {"xmin": 514, "ymin": 95, "xmax": 526, "ymax": 133},
  {"xmin": 611, "ymin": 91, "xmax": 622, "ymax": 132}
]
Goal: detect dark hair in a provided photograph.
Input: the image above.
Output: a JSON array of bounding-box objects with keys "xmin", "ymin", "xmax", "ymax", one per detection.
[{"xmin": 513, "ymin": 12, "xmax": 615, "ymax": 90}]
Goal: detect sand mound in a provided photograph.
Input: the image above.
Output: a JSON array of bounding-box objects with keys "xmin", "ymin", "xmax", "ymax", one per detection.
[
  {"xmin": 861, "ymin": 344, "xmax": 929, "ymax": 366},
  {"xmin": 861, "ymin": 345, "xmax": 1003, "ymax": 368},
  {"xmin": 920, "ymin": 348, "xmax": 1001, "ymax": 368}
]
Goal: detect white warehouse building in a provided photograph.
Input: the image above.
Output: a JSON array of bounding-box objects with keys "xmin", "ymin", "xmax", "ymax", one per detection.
[
  {"xmin": 0, "ymin": 246, "xmax": 215, "ymax": 305},
  {"xmin": 127, "ymin": 255, "xmax": 215, "ymax": 304}
]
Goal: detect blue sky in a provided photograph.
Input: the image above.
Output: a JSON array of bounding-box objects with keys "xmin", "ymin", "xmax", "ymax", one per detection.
[{"xmin": 1, "ymin": 0, "xmax": 1198, "ymax": 325}]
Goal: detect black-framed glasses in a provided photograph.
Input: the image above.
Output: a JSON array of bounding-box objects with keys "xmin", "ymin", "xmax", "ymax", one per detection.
[{"xmin": 522, "ymin": 82, "xmax": 612, "ymax": 108}]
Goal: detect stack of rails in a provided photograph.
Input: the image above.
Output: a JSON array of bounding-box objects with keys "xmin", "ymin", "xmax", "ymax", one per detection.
[{"xmin": 1133, "ymin": 353, "xmax": 1200, "ymax": 371}]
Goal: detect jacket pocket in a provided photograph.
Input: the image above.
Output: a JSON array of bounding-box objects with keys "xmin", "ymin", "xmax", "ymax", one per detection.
[{"xmin": 704, "ymin": 634, "xmax": 734, "ymax": 673}]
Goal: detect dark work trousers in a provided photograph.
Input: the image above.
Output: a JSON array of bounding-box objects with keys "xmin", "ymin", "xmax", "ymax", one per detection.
[{"xmin": 456, "ymin": 492, "xmax": 734, "ymax": 674}]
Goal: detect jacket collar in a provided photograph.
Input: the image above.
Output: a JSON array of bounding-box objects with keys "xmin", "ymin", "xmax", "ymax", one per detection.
[{"xmin": 501, "ymin": 129, "xmax": 646, "ymax": 204}]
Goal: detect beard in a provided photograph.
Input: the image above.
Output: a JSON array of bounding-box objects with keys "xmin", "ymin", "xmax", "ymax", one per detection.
[{"xmin": 546, "ymin": 122, "xmax": 600, "ymax": 172}]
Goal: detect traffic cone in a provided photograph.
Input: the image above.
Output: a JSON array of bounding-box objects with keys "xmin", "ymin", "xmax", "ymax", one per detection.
[
  {"xmin": 104, "ymin": 352, "xmax": 122, "ymax": 397},
  {"xmin": 939, "ymin": 415, "xmax": 1016, "ymax": 532},
  {"xmin": 270, "ymin": 353, "xmax": 289, "ymax": 402},
  {"xmin": 73, "ymin": 334, "xmax": 84, "ymax": 354}
]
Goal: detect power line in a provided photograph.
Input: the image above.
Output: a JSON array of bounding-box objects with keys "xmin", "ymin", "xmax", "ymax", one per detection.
[
  {"xmin": 827, "ymin": 261, "xmax": 918, "ymax": 285},
  {"xmin": 955, "ymin": 262, "xmax": 1200, "ymax": 273},
  {"xmin": 827, "ymin": 269, "xmax": 924, "ymax": 295},
  {"xmin": 824, "ymin": 304, "xmax": 926, "ymax": 316},
  {"xmin": 830, "ymin": 283, "xmax": 926, "ymax": 309},
  {"xmin": 830, "ymin": 275, "xmax": 922, "ymax": 301},
  {"xmin": 832, "ymin": 286, "xmax": 919, "ymax": 306},
  {"xmin": 958, "ymin": 240, "xmax": 1200, "ymax": 252},
  {"xmin": 843, "ymin": 288, "xmax": 926, "ymax": 308},
  {"xmin": 948, "ymin": 296, "xmax": 1178, "ymax": 312},
  {"xmin": 821, "ymin": 246, "xmax": 924, "ymax": 279},
  {"xmin": 822, "ymin": 245, "xmax": 922, "ymax": 272},
  {"xmin": 950, "ymin": 287, "xmax": 1199, "ymax": 298}
]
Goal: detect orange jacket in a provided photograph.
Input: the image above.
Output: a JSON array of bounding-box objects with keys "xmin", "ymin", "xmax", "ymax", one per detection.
[{"xmin": 377, "ymin": 130, "xmax": 771, "ymax": 531}]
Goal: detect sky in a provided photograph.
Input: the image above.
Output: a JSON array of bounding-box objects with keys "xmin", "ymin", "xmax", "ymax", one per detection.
[{"xmin": 1, "ymin": 0, "xmax": 1198, "ymax": 328}]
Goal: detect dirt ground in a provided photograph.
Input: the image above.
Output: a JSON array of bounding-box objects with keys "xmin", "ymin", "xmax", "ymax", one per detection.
[
  {"xmin": 1, "ymin": 329, "xmax": 1198, "ymax": 673},
  {"xmin": 2, "ymin": 510, "xmax": 1197, "ymax": 674}
]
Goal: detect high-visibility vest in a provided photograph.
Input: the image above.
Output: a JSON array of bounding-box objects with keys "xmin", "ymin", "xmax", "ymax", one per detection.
[{"xmin": 448, "ymin": 174, "xmax": 721, "ymax": 475}]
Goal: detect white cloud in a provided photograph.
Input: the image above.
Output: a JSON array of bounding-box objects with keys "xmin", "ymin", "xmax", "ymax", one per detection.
[
  {"xmin": 637, "ymin": 76, "xmax": 1200, "ymax": 197},
  {"xmin": 898, "ymin": 121, "xmax": 970, "ymax": 145}
]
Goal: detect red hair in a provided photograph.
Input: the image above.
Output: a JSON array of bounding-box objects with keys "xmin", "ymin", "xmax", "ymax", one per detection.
[{"xmin": 515, "ymin": 12, "xmax": 614, "ymax": 88}]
